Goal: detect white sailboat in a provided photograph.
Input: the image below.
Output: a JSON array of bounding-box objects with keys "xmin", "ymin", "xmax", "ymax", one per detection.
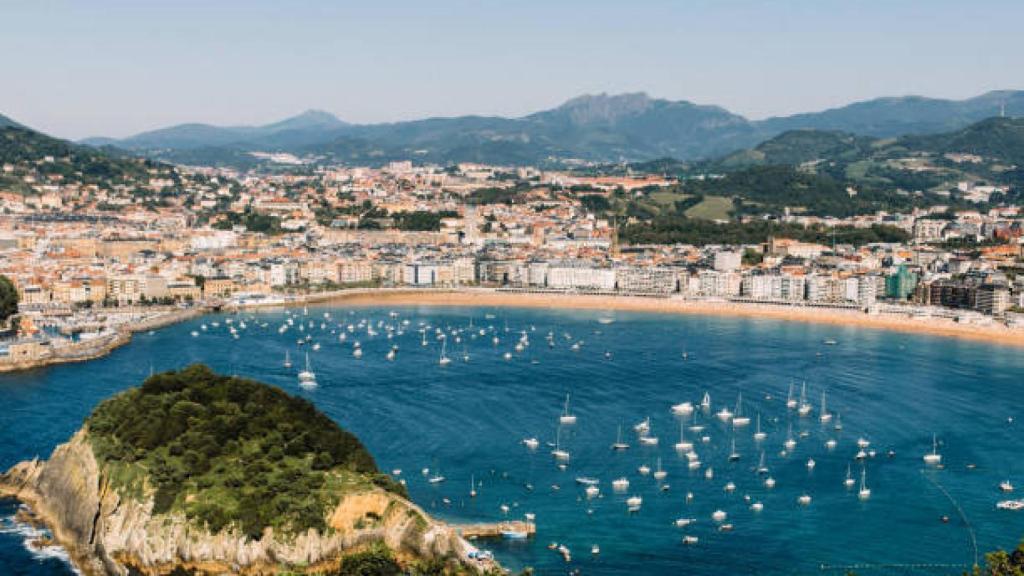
[
  {"xmin": 700, "ymin": 391, "xmax": 711, "ymax": 411},
  {"xmin": 653, "ymin": 458, "xmax": 667, "ymax": 481},
  {"xmin": 756, "ymin": 450, "xmax": 769, "ymax": 475},
  {"xmin": 858, "ymin": 467, "xmax": 871, "ymax": 500},
  {"xmin": 818, "ymin": 390, "xmax": 832, "ymax": 423},
  {"xmin": 797, "ymin": 382, "xmax": 812, "ymax": 417},
  {"xmin": 923, "ymin": 434, "xmax": 942, "ymax": 465},
  {"xmin": 297, "ymin": 352, "xmax": 316, "ymax": 386},
  {"xmin": 728, "ymin": 438, "xmax": 740, "ymax": 461},
  {"xmin": 753, "ymin": 413, "xmax": 767, "ymax": 441},
  {"xmin": 283, "ymin": 350, "xmax": 292, "ymax": 369},
  {"xmin": 439, "ymin": 338, "xmax": 451, "ymax": 366},
  {"xmin": 559, "ymin": 393, "xmax": 577, "ymax": 425},
  {"xmin": 674, "ymin": 421, "xmax": 693, "ymax": 453},
  {"xmin": 551, "ymin": 426, "xmax": 570, "ymax": 461},
  {"xmin": 612, "ymin": 425, "xmax": 630, "ymax": 451},
  {"xmin": 732, "ymin": 393, "xmax": 750, "ymax": 427},
  {"xmin": 785, "ymin": 381, "xmax": 797, "ymax": 409},
  {"xmin": 844, "ymin": 464, "xmax": 856, "ymax": 488}
]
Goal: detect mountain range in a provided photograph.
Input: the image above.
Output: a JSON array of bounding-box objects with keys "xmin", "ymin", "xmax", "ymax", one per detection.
[{"xmin": 68, "ymin": 90, "xmax": 1024, "ymax": 168}]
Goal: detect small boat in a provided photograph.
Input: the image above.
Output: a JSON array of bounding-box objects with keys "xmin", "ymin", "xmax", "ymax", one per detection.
[
  {"xmin": 386, "ymin": 349, "xmax": 396, "ymax": 361},
  {"xmin": 750, "ymin": 501, "xmax": 764, "ymax": 512},
  {"xmin": 575, "ymin": 477, "xmax": 599, "ymax": 486},
  {"xmin": 190, "ymin": 331, "xmax": 199, "ymax": 337},
  {"xmin": 797, "ymin": 382, "xmax": 812, "ymax": 417},
  {"xmin": 797, "ymin": 494, "xmax": 812, "ymax": 506},
  {"xmin": 551, "ymin": 427, "xmax": 570, "ymax": 461},
  {"xmin": 283, "ymin": 350, "xmax": 292, "ymax": 368},
  {"xmin": 997, "ymin": 500, "xmax": 1024, "ymax": 511},
  {"xmin": 638, "ymin": 464, "xmax": 651, "ymax": 476},
  {"xmin": 806, "ymin": 458, "xmax": 816, "ymax": 470},
  {"xmin": 858, "ymin": 467, "xmax": 871, "ymax": 500},
  {"xmin": 1000, "ymin": 481, "xmax": 1015, "ymax": 493},
  {"xmin": 428, "ymin": 473, "xmax": 446, "ymax": 484},
  {"xmin": 724, "ymin": 481, "xmax": 736, "ymax": 492},
  {"xmin": 753, "ymin": 413, "xmax": 766, "ymax": 441},
  {"xmin": 639, "ymin": 434, "xmax": 659, "ymax": 446},
  {"xmin": 756, "ymin": 451, "xmax": 769, "ymax": 475},
  {"xmin": 674, "ymin": 421, "xmax": 693, "ymax": 453},
  {"xmin": 844, "ymin": 464, "xmax": 856, "ymax": 488},
  {"xmin": 824, "ymin": 339, "xmax": 838, "ymax": 346},
  {"xmin": 626, "ymin": 495, "xmax": 643, "ymax": 512},
  {"xmin": 715, "ymin": 406, "xmax": 734, "ymax": 422},
  {"xmin": 523, "ymin": 437, "xmax": 540, "ymax": 450},
  {"xmin": 711, "ymin": 510, "xmax": 727, "ymax": 522},
  {"xmin": 834, "ymin": 413, "xmax": 843, "ymax": 431},
  {"xmin": 591, "ymin": 544, "xmax": 601, "ymax": 555},
  {"xmin": 612, "ymin": 425, "xmax": 630, "ymax": 451},
  {"xmin": 682, "ymin": 535, "xmax": 699, "ymax": 545},
  {"xmin": 825, "ymin": 439, "xmax": 837, "ymax": 450},
  {"xmin": 470, "ymin": 475, "xmax": 477, "ymax": 498},
  {"xmin": 559, "ymin": 393, "xmax": 577, "ymax": 425},
  {"xmin": 585, "ymin": 485, "xmax": 600, "ymax": 499},
  {"xmin": 732, "ymin": 393, "xmax": 750, "ymax": 427},
  {"xmin": 671, "ymin": 402, "xmax": 694, "ymax": 416},
  {"xmin": 785, "ymin": 382, "xmax": 797, "ymax": 409},
  {"xmin": 764, "ymin": 476, "xmax": 776, "ymax": 489},
  {"xmin": 704, "ymin": 467, "xmax": 714, "ymax": 480},
  {"xmin": 298, "ymin": 352, "xmax": 316, "ymax": 386},
  {"xmin": 857, "ymin": 438, "xmax": 871, "ymax": 449},
  {"xmin": 439, "ymin": 339, "xmax": 451, "ymax": 366},
  {"xmin": 612, "ymin": 477, "xmax": 630, "ymax": 491},
  {"xmin": 818, "ymin": 391, "xmax": 832, "ymax": 423},
  {"xmin": 352, "ymin": 347, "xmax": 363, "ymax": 358},
  {"xmin": 674, "ymin": 518, "xmax": 696, "ymax": 528},
  {"xmin": 653, "ymin": 458, "xmax": 667, "ymax": 481},
  {"xmin": 700, "ymin": 392, "xmax": 711, "ymax": 411},
  {"xmin": 923, "ymin": 434, "xmax": 942, "ymax": 465},
  {"xmin": 634, "ymin": 417, "xmax": 651, "ymax": 434}
]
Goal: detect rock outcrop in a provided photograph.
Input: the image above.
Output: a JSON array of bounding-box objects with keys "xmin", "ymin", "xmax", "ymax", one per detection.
[{"xmin": 1, "ymin": 428, "xmax": 488, "ymax": 575}]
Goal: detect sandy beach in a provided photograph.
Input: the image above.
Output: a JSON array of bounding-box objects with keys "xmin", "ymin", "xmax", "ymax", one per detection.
[{"xmin": 310, "ymin": 289, "xmax": 1024, "ymax": 348}]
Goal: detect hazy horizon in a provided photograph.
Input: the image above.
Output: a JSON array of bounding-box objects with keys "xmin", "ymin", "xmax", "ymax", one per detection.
[{"xmin": 3, "ymin": 0, "xmax": 1023, "ymax": 140}]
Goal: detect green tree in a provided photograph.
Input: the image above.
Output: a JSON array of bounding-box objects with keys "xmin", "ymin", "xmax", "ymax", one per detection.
[{"xmin": 0, "ymin": 275, "xmax": 20, "ymax": 326}]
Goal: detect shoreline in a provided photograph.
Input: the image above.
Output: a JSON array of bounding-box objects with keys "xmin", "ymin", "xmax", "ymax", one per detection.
[
  {"xmin": 301, "ymin": 289, "xmax": 1024, "ymax": 348},
  {"xmin": 2, "ymin": 288, "xmax": 1021, "ymax": 377}
]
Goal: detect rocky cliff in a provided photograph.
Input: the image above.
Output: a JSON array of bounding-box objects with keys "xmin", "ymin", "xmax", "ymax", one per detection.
[{"xmin": 0, "ymin": 366, "xmax": 495, "ymax": 573}]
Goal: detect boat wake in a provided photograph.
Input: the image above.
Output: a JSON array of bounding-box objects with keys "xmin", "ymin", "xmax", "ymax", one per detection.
[{"xmin": 0, "ymin": 505, "xmax": 82, "ymax": 574}]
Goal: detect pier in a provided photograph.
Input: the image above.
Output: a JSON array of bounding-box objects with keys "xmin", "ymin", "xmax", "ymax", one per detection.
[{"xmin": 455, "ymin": 521, "xmax": 535, "ymax": 540}]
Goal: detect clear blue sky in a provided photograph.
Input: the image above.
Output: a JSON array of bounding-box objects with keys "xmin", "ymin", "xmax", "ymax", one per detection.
[{"xmin": 3, "ymin": 0, "xmax": 1022, "ymax": 139}]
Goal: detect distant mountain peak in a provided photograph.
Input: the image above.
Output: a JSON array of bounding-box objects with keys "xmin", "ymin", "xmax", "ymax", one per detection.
[
  {"xmin": 265, "ymin": 109, "xmax": 346, "ymax": 131},
  {"xmin": 550, "ymin": 92, "xmax": 656, "ymax": 124}
]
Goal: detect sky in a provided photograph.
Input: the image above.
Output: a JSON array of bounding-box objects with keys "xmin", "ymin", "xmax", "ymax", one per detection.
[{"xmin": 2, "ymin": 0, "xmax": 1022, "ymax": 140}]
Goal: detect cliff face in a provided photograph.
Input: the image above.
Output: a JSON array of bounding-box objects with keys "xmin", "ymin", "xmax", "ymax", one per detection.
[{"xmin": 1, "ymin": 429, "xmax": 482, "ymax": 575}]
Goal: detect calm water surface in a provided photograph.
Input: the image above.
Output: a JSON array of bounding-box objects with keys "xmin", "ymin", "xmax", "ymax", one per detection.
[{"xmin": 2, "ymin": 305, "xmax": 1023, "ymax": 575}]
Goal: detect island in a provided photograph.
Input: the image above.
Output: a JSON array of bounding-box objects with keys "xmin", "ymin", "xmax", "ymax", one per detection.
[{"xmin": 0, "ymin": 364, "xmax": 501, "ymax": 575}]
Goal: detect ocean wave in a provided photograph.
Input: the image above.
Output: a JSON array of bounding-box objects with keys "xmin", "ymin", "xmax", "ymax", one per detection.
[{"xmin": 0, "ymin": 507, "xmax": 82, "ymax": 574}]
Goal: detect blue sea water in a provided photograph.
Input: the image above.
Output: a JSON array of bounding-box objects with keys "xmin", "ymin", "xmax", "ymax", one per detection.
[{"xmin": 1, "ymin": 305, "xmax": 1023, "ymax": 575}]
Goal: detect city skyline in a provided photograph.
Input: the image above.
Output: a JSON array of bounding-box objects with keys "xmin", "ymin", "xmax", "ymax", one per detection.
[{"xmin": 2, "ymin": 0, "xmax": 1023, "ymax": 139}]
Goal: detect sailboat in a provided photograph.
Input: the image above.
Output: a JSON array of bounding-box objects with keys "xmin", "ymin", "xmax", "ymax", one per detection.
[
  {"xmin": 700, "ymin": 391, "xmax": 711, "ymax": 411},
  {"xmin": 653, "ymin": 458, "xmax": 667, "ymax": 481},
  {"xmin": 439, "ymin": 338, "xmax": 451, "ymax": 366},
  {"xmin": 469, "ymin": 474, "xmax": 477, "ymax": 498},
  {"xmin": 728, "ymin": 438, "xmax": 741, "ymax": 461},
  {"xmin": 923, "ymin": 434, "xmax": 942, "ymax": 465},
  {"xmin": 844, "ymin": 464, "xmax": 856, "ymax": 488},
  {"xmin": 428, "ymin": 466, "xmax": 446, "ymax": 484},
  {"xmin": 797, "ymin": 382, "xmax": 812, "ymax": 417},
  {"xmin": 297, "ymin": 352, "xmax": 316, "ymax": 386},
  {"xmin": 753, "ymin": 413, "xmax": 767, "ymax": 441},
  {"xmin": 756, "ymin": 450, "xmax": 769, "ymax": 475},
  {"xmin": 551, "ymin": 426, "xmax": 570, "ymax": 461},
  {"xmin": 283, "ymin": 350, "xmax": 292, "ymax": 369},
  {"xmin": 674, "ymin": 421, "xmax": 693, "ymax": 453},
  {"xmin": 818, "ymin": 391, "xmax": 832, "ymax": 423},
  {"xmin": 786, "ymin": 381, "xmax": 797, "ymax": 409},
  {"xmin": 783, "ymin": 422, "xmax": 796, "ymax": 451},
  {"xmin": 858, "ymin": 467, "xmax": 871, "ymax": 500},
  {"xmin": 611, "ymin": 425, "xmax": 630, "ymax": 451},
  {"xmin": 560, "ymin": 393, "xmax": 577, "ymax": 425},
  {"xmin": 732, "ymin": 393, "xmax": 750, "ymax": 427}
]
